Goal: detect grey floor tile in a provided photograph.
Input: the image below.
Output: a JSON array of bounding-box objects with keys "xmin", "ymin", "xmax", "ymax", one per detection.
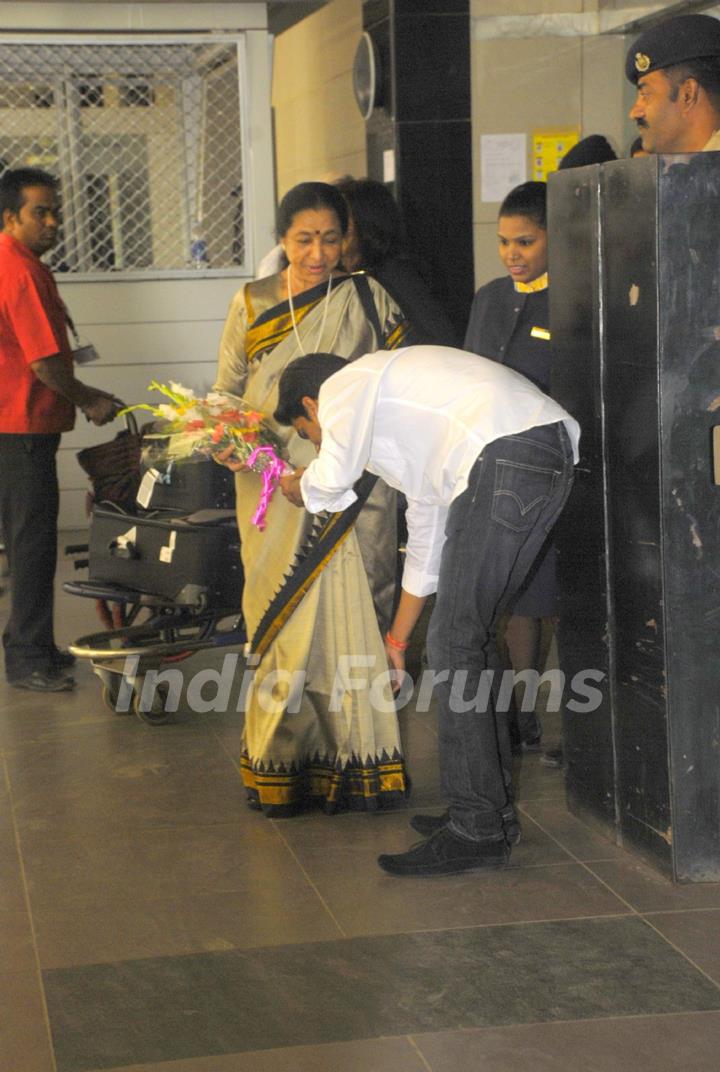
[
  {"xmin": 309, "ymin": 861, "xmax": 629, "ymax": 937},
  {"xmin": 82, "ymin": 1036, "xmax": 429, "ymax": 1072},
  {"xmin": 206, "ymin": 711, "xmax": 244, "ymax": 755},
  {"xmin": 4, "ymin": 720, "xmax": 247, "ymax": 835},
  {"xmin": 647, "ymin": 909, "xmax": 720, "ymax": 985},
  {"xmin": 0, "ymin": 774, "xmax": 14, "ymax": 831},
  {"xmin": 512, "ymin": 756, "xmax": 566, "ymax": 804},
  {"xmin": 273, "ymin": 808, "xmax": 421, "ymax": 857},
  {"xmin": 33, "ymin": 883, "xmax": 341, "ymax": 969},
  {"xmin": 587, "ymin": 857, "xmax": 720, "ymax": 912},
  {"xmin": 0, "ymin": 910, "xmax": 36, "ymax": 973},
  {"xmin": 412, "ymin": 1010, "xmax": 720, "ymax": 1071},
  {"xmin": 0, "ymin": 824, "xmax": 27, "ymax": 915},
  {"xmin": 521, "ymin": 800, "xmax": 627, "ymax": 862},
  {"xmin": 0, "ymin": 970, "xmax": 55, "ymax": 1072},
  {"xmin": 0, "ymin": 665, "xmax": 114, "ymax": 747},
  {"xmin": 21, "ymin": 820, "xmax": 310, "ymax": 911},
  {"xmin": 43, "ymin": 917, "xmax": 720, "ymax": 1072},
  {"xmin": 401, "ymin": 754, "xmax": 443, "ymax": 807}
]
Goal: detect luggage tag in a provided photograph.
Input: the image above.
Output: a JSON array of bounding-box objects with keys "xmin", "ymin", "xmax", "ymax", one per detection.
[
  {"xmin": 159, "ymin": 530, "xmax": 176, "ymax": 564},
  {"xmin": 137, "ymin": 469, "xmax": 161, "ymax": 509},
  {"xmin": 108, "ymin": 526, "xmax": 138, "ymax": 560},
  {"xmin": 136, "ymin": 465, "xmax": 173, "ymax": 509}
]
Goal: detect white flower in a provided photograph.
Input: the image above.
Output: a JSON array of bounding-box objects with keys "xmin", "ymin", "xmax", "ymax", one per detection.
[
  {"xmin": 181, "ymin": 407, "xmax": 205, "ymax": 423},
  {"xmin": 168, "ymin": 381, "xmax": 195, "ymax": 400}
]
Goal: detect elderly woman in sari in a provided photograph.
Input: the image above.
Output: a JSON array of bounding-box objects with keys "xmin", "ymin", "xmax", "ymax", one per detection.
[{"xmin": 216, "ymin": 181, "xmax": 411, "ymax": 817}]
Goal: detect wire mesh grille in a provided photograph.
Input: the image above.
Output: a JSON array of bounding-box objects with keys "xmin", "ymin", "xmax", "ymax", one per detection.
[{"xmin": 0, "ymin": 40, "xmax": 246, "ymax": 275}]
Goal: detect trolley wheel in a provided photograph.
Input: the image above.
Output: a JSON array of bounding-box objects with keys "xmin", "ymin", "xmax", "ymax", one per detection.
[
  {"xmin": 101, "ymin": 679, "xmax": 129, "ymax": 715},
  {"xmin": 132, "ymin": 682, "xmax": 176, "ymax": 726}
]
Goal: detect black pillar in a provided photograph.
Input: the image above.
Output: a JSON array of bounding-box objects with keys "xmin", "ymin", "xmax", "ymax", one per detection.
[
  {"xmin": 361, "ymin": 0, "xmax": 473, "ymax": 340},
  {"xmin": 550, "ymin": 154, "xmax": 720, "ymax": 882}
]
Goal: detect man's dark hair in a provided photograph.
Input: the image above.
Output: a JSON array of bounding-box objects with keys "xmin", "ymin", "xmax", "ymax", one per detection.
[
  {"xmin": 665, "ymin": 58, "xmax": 720, "ymax": 110},
  {"xmin": 498, "ymin": 181, "xmax": 547, "ymax": 229},
  {"xmin": 338, "ymin": 178, "xmax": 404, "ymax": 271},
  {"xmin": 276, "ymin": 181, "xmax": 348, "ymax": 240},
  {"xmin": 0, "ymin": 167, "xmax": 59, "ymax": 218},
  {"xmin": 274, "ymin": 353, "xmax": 349, "ymax": 425}
]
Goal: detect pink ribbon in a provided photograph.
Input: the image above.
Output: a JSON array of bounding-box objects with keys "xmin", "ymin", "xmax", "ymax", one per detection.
[{"xmin": 247, "ymin": 445, "xmax": 288, "ymax": 530}]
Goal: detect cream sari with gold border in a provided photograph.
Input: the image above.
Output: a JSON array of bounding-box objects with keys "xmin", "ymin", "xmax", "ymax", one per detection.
[{"xmin": 216, "ymin": 272, "xmax": 410, "ymax": 815}]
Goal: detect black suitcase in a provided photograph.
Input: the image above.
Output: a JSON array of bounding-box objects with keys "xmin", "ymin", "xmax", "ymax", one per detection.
[
  {"xmin": 137, "ymin": 456, "xmax": 236, "ymax": 513},
  {"xmin": 88, "ymin": 506, "xmax": 243, "ymax": 609}
]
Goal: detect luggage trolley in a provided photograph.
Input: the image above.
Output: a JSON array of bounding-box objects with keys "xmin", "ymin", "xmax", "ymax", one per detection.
[
  {"xmin": 65, "ymin": 437, "xmax": 244, "ymax": 724},
  {"xmin": 63, "ymin": 576, "xmax": 245, "ymax": 725}
]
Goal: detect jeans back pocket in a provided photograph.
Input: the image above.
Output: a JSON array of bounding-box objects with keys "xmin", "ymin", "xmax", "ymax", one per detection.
[{"xmin": 491, "ymin": 459, "xmax": 559, "ymax": 533}]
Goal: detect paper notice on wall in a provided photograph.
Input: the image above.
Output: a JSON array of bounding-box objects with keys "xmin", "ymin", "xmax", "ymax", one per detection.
[{"xmin": 480, "ymin": 134, "xmax": 526, "ymax": 203}]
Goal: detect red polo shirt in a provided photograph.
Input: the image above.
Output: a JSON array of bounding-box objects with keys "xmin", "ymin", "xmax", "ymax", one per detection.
[{"xmin": 0, "ymin": 232, "xmax": 75, "ymax": 433}]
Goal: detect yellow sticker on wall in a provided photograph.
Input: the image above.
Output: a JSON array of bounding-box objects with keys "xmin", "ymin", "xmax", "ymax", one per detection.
[{"xmin": 532, "ymin": 128, "xmax": 580, "ymax": 181}]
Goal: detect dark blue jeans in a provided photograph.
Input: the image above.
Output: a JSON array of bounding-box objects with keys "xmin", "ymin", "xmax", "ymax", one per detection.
[{"xmin": 426, "ymin": 422, "xmax": 575, "ymax": 841}]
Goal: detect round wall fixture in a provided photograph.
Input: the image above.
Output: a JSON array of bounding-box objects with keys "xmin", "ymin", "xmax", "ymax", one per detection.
[{"xmin": 353, "ymin": 31, "xmax": 380, "ymax": 120}]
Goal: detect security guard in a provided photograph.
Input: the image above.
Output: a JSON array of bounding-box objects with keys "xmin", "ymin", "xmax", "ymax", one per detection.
[{"xmin": 627, "ymin": 13, "xmax": 720, "ymax": 153}]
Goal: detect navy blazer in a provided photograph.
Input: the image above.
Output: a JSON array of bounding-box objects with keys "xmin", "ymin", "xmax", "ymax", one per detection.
[{"xmin": 464, "ymin": 276, "xmax": 551, "ymax": 393}]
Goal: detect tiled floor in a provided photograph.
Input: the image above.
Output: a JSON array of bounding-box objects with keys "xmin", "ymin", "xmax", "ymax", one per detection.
[{"xmin": 2, "ymin": 541, "xmax": 720, "ymax": 1072}]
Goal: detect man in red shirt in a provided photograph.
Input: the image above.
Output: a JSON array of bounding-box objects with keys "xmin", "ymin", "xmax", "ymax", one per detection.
[{"xmin": 0, "ymin": 168, "xmax": 118, "ymax": 691}]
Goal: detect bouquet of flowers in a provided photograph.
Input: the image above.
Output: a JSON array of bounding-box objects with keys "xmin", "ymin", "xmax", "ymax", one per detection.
[{"xmin": 118, "ymin": 382, "xmax": 288, "ymax": 529}]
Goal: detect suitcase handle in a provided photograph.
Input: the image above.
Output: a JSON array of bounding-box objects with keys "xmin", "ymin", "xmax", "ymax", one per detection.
[{"xmin": 108, "ymin": 538, "xmax": 139, "ymax": 561}]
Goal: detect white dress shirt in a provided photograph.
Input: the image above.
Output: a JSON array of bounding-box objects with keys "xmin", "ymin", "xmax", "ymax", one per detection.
[{"xmin": 300, "ymin": 346, "xmax": 580, "ymax": 597}]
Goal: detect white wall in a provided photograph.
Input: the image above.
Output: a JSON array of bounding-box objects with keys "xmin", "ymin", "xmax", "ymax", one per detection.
[
  {"xmin": 271, "ymin": 0, "xmax": 366, "ymax": 198},
  {"xmin": 0, "ymin": 3, "xmax": 275, "ymax": 529},
  {"xmin": 470, "ymin": 0, "xmax": 635, "ymax": 287}
]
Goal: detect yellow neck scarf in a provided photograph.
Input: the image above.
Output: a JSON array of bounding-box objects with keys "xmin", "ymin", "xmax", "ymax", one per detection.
[{"xmin": 514, "ymin": 272, "xmax": 549, "ymax": 294}]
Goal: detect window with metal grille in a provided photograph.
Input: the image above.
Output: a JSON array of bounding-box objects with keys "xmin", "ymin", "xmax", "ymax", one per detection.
[{"xmin": 0, "ymin": 37, "xmax": 249, "ymax": 277}]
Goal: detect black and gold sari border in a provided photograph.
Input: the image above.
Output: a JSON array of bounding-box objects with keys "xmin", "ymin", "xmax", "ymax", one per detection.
[
  {"xmin": 241, "ymin": 749, "xmax": 409, "ymax": 812},
  {"xmin": 245, "ymin": 276, "xmax": 347, "ymax": 363}
]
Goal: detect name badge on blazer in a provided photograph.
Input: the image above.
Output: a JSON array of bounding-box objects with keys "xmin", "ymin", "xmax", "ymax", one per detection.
[{"xmin": 530, "ymin": 326, "xmax": 551, "ymax": 341}]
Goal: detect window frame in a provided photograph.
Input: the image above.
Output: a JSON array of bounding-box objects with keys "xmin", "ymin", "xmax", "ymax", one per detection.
[{"xmin": 0, "ymin": 32, "xmax": 254, "ymax": 282}]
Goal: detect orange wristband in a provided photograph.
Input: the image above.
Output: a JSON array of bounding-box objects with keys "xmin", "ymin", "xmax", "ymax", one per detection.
[{"xmin": 385, "ymin": 631, "xmax": 409, "ymax": 652}]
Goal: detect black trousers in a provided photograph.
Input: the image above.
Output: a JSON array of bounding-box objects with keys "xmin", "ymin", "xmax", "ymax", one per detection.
[{"xmin": 0, "ymin": 433, "xmax": 61, "ymax": 679}]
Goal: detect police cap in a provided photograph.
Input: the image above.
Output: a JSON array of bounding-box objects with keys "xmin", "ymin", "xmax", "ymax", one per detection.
[{"xmin": 626, "ymin": 14, "xmax": 720, "ymax": 84}]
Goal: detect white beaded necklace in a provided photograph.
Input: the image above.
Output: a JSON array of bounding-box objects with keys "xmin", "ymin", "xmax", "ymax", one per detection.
[{"xmin": 286, "ymin": 265, "xmax": 333, "ymax": 354}]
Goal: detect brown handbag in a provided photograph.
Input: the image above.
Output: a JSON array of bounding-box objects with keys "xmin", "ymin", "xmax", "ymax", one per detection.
[{"xmin": 76, "ymin": 412, "xmax": 143, "ymax": 513}]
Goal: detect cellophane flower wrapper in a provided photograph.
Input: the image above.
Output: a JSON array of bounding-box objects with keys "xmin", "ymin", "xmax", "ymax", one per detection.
[{"xmin": 117, "ymin": 381, "xmax": 287, "ymax": 478}]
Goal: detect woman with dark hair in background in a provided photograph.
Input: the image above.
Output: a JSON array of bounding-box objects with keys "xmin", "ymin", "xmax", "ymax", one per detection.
[
  {"xmin": 216, "ymin": 180, "xmax": 411, "ymax": 816},
  {"xmin": 339, "ymin": 178, "xmax": 457, "ymax": 346}
]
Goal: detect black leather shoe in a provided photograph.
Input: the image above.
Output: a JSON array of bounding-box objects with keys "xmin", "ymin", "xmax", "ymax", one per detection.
[
  {"xmin": 52, "ymin": 649, "xmax": 77, "ymax": 670},
  {"xmin": 411, "ymin": 808, "xmax": 522, "ymax": 846},
  {"xmin": 9, "ymin": 669, "xmax": 76, "ymax": 692},
  {"xmin": 378, "ymin": 826, "xmax": 508, "ymax": 877}
]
